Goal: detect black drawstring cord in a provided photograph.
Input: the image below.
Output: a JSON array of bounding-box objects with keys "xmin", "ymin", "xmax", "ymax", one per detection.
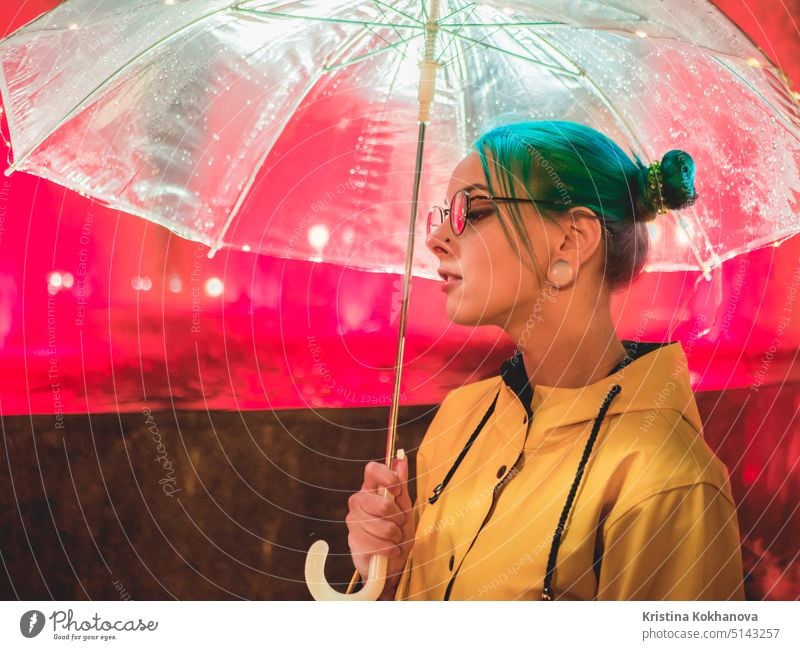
[
  {"xmin": 428, "ymin": 390, "xmax": 501, "ymax": 505},
  {"xmin": 541, "ymin": 383, "xmax": 623, "ymax": 601},
  {"xmin": 425, "ymin": 377, "xmax": 624, "ymax": 600}
]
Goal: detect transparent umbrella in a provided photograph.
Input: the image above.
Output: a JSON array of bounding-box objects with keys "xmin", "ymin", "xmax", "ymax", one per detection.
[{"xmin": 1, "ymin": 0, "xmax": 799, "ymax": 600}]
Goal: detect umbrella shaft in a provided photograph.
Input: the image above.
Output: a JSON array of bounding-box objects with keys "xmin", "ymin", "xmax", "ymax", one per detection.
[{"xmin": 385, "ymin": 120, "xmax": 427, "ymax": 467}]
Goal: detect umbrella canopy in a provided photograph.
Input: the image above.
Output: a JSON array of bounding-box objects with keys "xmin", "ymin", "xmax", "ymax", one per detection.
[{"xmin": 0, "ymin": 0, "xmax": 799, "ymax": 282}]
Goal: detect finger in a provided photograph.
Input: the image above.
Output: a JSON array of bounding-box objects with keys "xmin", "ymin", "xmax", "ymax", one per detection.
[
  {"xmin": 350, "ymin": 531, "xmax": 405, "ymax": 557},
  {"xmin": 348, "ymin": 532, "xmax": 404, "ymax": 561},
  {"xmin": 349, "ymin": 520, "xmax": 403, "ymax": 549},
  {"xmin": 363, "ymin": 461, "xmax": 402, "ymax": 496},
  {"xmin": 391, "ymin": 454, "xmax": 413, "ymax": 511},
  {"xmin": 357, "ymin": 493, "xmax": 406, "ymax": 525},
  {"xmin": 362, "ymin": 518, "xmax": 404, "ymax": 545},
  {"xmin": 391, "ymin": 450, "xmax": 408, "ymax": 485},
  {"xmin": 346, "ymin": 499, "xmax": 403, "ymax": 529}
]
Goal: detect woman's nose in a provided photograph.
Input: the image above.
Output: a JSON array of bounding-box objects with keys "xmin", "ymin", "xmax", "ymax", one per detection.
[{"xmin": 425, "ymin": 224, "xmax": 454, "ymax": 258}]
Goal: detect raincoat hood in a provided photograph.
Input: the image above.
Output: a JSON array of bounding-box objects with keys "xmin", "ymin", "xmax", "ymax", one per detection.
[{"xmin": 501, "ymin": 339, "xmax": 703, "ymax": 444}]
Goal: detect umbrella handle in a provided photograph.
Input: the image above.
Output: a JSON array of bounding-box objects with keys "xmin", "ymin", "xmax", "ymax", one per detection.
[{"xmin": 304, "ymin": 486, "xmax": 395, "ymax": 601}]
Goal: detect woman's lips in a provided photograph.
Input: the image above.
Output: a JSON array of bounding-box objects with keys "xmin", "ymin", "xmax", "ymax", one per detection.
[
  {"xmin": 441, "ymin": 276, "xmax": 463, "ymax": 291},
  {"xmin": 437, "ymin": 267, "xmax": 462, "ymax": 291}
]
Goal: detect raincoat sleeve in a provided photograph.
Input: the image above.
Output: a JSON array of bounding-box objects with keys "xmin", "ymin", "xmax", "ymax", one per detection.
[
  {"xmin": 596, "ymin": 482, "xmax": 746, "ymax": 600},
  {"xmin": 394, "ymin": 402, "xmax": 442, "ymax": 600},
  {"xmin": 410, "ymin": 444, "xmax": 432, "ymax": 534},
  {"xmin": 408, "ymin": 399, "xmax": 447, "ymax": 534}
]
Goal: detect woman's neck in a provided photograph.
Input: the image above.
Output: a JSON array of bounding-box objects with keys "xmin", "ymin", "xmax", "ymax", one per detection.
[{"xmin": 510, "ymin": 312, "xmax": 627, "ymax": 389}]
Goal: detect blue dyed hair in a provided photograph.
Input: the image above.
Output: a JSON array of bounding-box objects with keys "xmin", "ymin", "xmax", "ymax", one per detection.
[{"xmin": 472, "ymin": 120, "xmax": 697, "ymax": 291}]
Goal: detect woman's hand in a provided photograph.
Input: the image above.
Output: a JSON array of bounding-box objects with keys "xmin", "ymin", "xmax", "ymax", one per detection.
[{"xmin": 346, "ymin": 451, "xmax": 414, "ymax": 599}]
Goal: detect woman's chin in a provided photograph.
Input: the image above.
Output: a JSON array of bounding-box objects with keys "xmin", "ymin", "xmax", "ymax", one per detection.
[
  {"xmin": 443, "ymin": 289, "xmax": 497, "ymax": 326},
  {"xmin": 446, "ymin": 304, "xmax": 488, "ymax": 328}
]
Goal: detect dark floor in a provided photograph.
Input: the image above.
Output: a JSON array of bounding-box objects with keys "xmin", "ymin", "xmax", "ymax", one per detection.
[
  {"xmin": 0, "ymin": 405, "xmax": 433, "ymax": 600},
  {"xmin": 1, "ymin": 383, "xmax": 798, "ymax": 600}
]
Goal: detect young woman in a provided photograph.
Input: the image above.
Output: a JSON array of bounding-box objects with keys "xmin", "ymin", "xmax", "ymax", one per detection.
[{"xmin": 345, "ymin": 121, "xmax": 745, "ymax": 601}]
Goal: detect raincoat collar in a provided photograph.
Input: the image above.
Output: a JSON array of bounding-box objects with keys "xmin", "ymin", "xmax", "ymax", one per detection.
[{"xmin": 498, "ymin": 339, "xmax": 701, "ymax": 436}]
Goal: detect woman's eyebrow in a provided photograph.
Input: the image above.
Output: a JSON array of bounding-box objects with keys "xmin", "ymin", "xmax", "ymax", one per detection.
[{"xmin": 444, "ymin": 182, "xmax": 489, "ymax": 203}]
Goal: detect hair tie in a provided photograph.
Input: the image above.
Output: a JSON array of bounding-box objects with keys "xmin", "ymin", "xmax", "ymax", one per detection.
[{"xmin": 646, "ymin": 160, "xmax": 667, "ymax": 215}]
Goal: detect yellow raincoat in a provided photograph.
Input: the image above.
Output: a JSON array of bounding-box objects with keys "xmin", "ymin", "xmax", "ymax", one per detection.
[{"xmin": 395, "ymin": 340, "xmax": 745, "ymax": 600}]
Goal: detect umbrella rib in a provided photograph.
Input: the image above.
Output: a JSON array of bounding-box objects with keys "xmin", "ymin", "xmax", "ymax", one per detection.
[
  {"xmin": 497, "ymin": 24, "xmax": 644, "ymax": 152},
  {"xmin": 436, "ymin": 17, "xmax": 782, "ymax": 73},
  {"xmin": 449, "ymin": 15, "xmax": 475, "ymax": 187},
  {"xmin": 435, "ymin": 3, "xmax": 481, "ymax": 66},
  {"xmin": 437, "ymin": 23, "xmax": 506, "ymax": 70},
  {"xmin": 444, "ymin": 19, "xmax": 717, "ymax": 278},
  {"xmin": 317, "ymin": 5, "xmax": 418, "ymax": 258},
  {"xmin": 317, "ymin": 15, "xmax": 400, "ymax": 74},
  {"xmin": 5, "ymin": 4, "xmax": 233, "ymax": 174},
  {"xmin": 711, "ymin": 56, "xmax": 800, "ymax": 141},
  {"xmin": 526, "ymin": 32, "xmax": 790, "ymax": 278},
  {"xmin": 208, "ymin": 28, "xmax": 366, "ymax": 256},
  {"xmin": 231, "ymin": 7, "xmax": 421, "ymax": 29},
  {"xmin": 233, "ymin": 7, "xmax": 394, "ymax": 72},
  {"xmin": 436, "ymin": 10, "xmax": 577, "ymax": 71},
  {"xmin": 440, "ymin": 20, "xmax": 574, "ymax": 27},
  {"xmin": 367, "ymin": 2, "xmax": 408, "ymax": 45},
  {"xmin": 322, "ymin": 33, "xmax": 423, "ymax": 73},
  {"xmin": 369, "ymin": 0, "xmax": 423, "ymax": 26},
  {"xmin": 489, "ymin": 20, "xmax": 578, "ymax": 77},
  {"xmin": 207, "ymin": 77, "xmax": 322, "ymax": 257},
  {"xmin": 438, "ymin": 27, "xmax": 582, "ymax": 77},
  {"xmin": 437, "ymin": 3, "xmax": 481, "ymax": 25},
  {"xmin": 492, "ymin": 28, "xmax": 793, "ymax": 276},
  {"xmin": 362, "ymin": 22, "xmax": 404, "ymax": 49},
  {"xmin": 573, "ymin": 75, "xmax": 716, "ymax": 278}
]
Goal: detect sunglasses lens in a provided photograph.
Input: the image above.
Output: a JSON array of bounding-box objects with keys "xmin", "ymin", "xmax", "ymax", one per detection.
[{"xmin": 451, "ymin": 190, "xmax": 467, "ymax": 235}]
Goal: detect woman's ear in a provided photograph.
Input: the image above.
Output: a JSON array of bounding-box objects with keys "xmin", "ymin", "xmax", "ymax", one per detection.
[{"xmin": 557, "ymin": 207, "xmax": 605, "ymax": 267}]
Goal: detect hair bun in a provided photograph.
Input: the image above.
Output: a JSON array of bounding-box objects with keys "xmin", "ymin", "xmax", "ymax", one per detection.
[{"xmin": 633, "ymin": 149, "xmax": 698, "ymax": 222}]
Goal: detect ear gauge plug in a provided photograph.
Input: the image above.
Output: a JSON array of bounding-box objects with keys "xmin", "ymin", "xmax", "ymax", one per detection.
[{"xmin": 547, "ymin": 259, "xmax": 573, "ymax": 289}]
